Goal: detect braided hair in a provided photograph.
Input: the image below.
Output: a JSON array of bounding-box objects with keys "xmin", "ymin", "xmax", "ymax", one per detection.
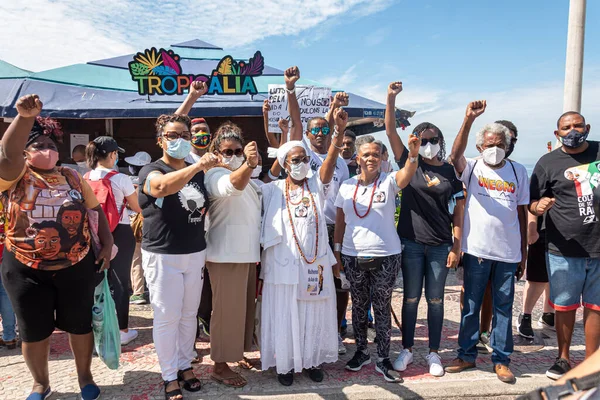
[
  {"xmin": 154, "ymin": 114, "xmax": 191, "ymax": 137},
  {"xmin": 412, "ymin": 122, "xmax": 446, "ymax": 161}
]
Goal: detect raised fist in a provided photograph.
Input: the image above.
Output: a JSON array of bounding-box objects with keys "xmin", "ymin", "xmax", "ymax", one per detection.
[
  {"xmin": 278, "ymin": 118, "xmax": 289, "ymax": 133},
  {"xmin": 466, "ymin": 100, "xmax": 486, "ymax": 120},
  {"xmin": 244, "ymin": 141, "xmax": 259, "ymax": 167},
  {"xmin": 284, "ymin": 66, "xmax": 300, "ymax": 89},
  {"xmin": 407, "ymin": 133, "xmax": 421, "ymax": 157},
  {"xmin": 190, "ymin": 80, "xmax": 208, "ymax": 98},
  {"xmin": 332, "ymin": 92, "xmax": 349, "ymax": 108},
  {"xmin": 262, "ymin": 99, "xmax": 270, "ymax": 115},
  {"xmin": 16, "ymin": 94, "xmax": 42, "ymax": 118},
  {"xmin": 334, "ymin": 108, "xmax": 348, "ymax": 132},
  {"xmin": 388, "ymin": 81, "xmax": 403, "ymax": 96}
]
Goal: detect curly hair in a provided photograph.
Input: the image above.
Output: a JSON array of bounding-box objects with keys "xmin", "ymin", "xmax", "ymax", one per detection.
[
  {"xmin": 209, "ymin": 121, "xmax": 245, "ymax": 153},
  {"xmin": 412, "ymin": 122, "xmax": 446, "ymax": 161},
  {"xmin": 154, "ymin": 114, "xmax": 191, "ymax": 138},
  {"xmin": 26, "ymin": 116, "xmax": 64, "ymax": 147}
]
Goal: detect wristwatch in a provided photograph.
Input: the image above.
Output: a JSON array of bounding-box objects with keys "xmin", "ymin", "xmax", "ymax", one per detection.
[
  {"xmin": 409, "ymin": 156, "xmax": 417, "ymax": 163},
  {"xmin": 333, "ymin": 126, "xmax": 340, "ymax": 138},
  {"xmin": 247, "ymin": 160, "xmax": 258, "ymax": 169}
]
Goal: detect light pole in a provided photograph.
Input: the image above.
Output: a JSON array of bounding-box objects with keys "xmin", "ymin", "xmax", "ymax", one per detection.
[{"xmin": 563, "ymin": 0, "xmax": 586, "ymax": 113}]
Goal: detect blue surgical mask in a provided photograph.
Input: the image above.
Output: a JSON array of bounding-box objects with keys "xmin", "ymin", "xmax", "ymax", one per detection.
[
  {"xmin": 166, "ymin": 138, "xmax": 192, "ymax": 159},
  {"xmin": 559, "ymin": 129, "xmax": 588, "ymax": 149},
  {"xmin": 114, "ymin": 155, "xmax": 119, "ymax": 168}
]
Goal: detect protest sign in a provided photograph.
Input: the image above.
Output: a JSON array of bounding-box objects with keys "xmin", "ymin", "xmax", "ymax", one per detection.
[{"xmin": 267, "ymin": 85, "xmax": 331, "ymax": 133}]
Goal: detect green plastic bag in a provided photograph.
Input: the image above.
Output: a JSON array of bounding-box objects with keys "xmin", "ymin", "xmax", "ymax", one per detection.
[{"xmin": 92, "ymin": 271, "xmax": 121, "ymax": 370}]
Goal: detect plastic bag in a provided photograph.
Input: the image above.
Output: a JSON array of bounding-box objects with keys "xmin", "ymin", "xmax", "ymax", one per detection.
[{"xmin": 92, "ymin": 271, "xmax": 121, "ymax": 370}]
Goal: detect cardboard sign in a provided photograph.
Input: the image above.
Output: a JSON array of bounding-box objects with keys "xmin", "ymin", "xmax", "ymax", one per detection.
[
  {"xmin": 268, "ymin": 85, "xmax": 331, "ymax": 133},
  {"xmin": 128, "ymin": 48, "xmax": 264, "ymax": 96}
]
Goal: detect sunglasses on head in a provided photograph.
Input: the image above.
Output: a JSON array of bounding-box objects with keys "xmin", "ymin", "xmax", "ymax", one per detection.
[
  {"xmin": 220, "ymin": 148, "xmax": 244, "ymax": 157},
  {"xmin": 163, "ymin": 130, "xmax": 192, "ymax": 141},
  {"xmin": 421, "ymin": 137, "xmax": 440, "ymax": 146},
  {"xmin": 310, "ymin": 126, "xmax": 331, "ymax": 136}
]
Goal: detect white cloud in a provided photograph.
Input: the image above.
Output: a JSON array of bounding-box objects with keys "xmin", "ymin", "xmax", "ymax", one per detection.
[
  {"xmin": 320, "ymin": 65, "xmax": 359, "ymax": 89},
  {"xmin": 365, "ymin": 27, "xmax": 391, "ymax": 46},
  {"xmin": 0, "ymin": 0, "xmax": 394, "ymax": 71}
]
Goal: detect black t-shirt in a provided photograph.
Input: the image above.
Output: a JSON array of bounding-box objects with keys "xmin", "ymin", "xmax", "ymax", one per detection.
[
  {"xmin": 397, "ymin": 153, "xmax": 465, "ymax": 246},
  {"xmin": 138, "ymin": 160, "xmax": 209, "ymax": 255},
  {"xmin": 530, "ymin": 141, "xmax": 600, "ymax": 257}
]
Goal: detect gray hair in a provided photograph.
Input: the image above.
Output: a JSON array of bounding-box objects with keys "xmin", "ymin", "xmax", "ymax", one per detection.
[
  {"xmin": 355, "ymin": 135, "xmax": 384, "ymax": 153},
  {"xmin": 476, "ymin": 123, "xmax": 511, "ymax": 149}
]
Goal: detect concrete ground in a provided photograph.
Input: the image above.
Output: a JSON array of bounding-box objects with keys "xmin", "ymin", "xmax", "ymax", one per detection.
[{"xmin": 0, "ymin": 269, "xmax": 587, "ymax": 399}]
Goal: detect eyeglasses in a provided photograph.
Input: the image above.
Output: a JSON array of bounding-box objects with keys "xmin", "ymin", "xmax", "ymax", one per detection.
[
  {"xmin": 163, "ymin": 130, "xmax": 192, "ymax": 141},
  {"xmin": 288, "ymin": 156, "xmax": 310, "ymax": 165},
  {"xmin": 421, "ymin": 137, "xmax": 440, "ymax": 146},
  {"xmin": 310, "ymin": 126, "xmax": 331, "ymax": 136},
  {"xmin": 220, "ymin": 148, "xmax": 244, "ymax": 157}
]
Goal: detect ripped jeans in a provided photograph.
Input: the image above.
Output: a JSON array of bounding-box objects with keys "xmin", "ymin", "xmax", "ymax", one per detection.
[{"xmin": 400, "ymin": 239, "xmax": 450, "ymax": 350}]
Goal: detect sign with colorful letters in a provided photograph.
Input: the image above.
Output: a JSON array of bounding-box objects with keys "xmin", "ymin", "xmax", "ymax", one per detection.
[{"xmin": 128, "ymin": 47, "xmax": 264, "ymax": 96}]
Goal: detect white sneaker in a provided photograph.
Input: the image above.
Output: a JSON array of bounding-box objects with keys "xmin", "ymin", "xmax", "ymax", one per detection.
[
  {"xmin": 426, "ymin": 352, "xmax": 444, "ymax": 377},
  {"xmin": 393, "ymin": 349, "xmax": 413, "ymax": 371},
  {"xmin": 338, "ymin": 334, "xmax": 347, "ymax": 355},
  {"xmin": 120, "ymin": 329, "xmax": 138, "ymax": 345}
]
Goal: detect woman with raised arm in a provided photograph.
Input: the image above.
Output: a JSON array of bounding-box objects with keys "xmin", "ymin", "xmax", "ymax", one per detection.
[
  {"xmin": 260, "ymin": 107, "xmax": 348, "ymax": 386},
  {"xmin": 333, "ymin": 132, "xmax": 420, "ymax": 383},
  {"xmin": 385, "ymin": 82, "xmax": 465, "ymax": 377},
  {"xmin": 138, "ymin": 114, "xmax": 218, "ymax": 400},
  {"xmin": 0, "ymin": 95, "xmax": 113, "ymax": 400}
]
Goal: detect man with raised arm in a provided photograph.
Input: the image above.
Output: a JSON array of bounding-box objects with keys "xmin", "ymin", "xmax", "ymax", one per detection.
[{"xmin": 445, "ymin": 101, "xmax": 529, "ymax": 384}]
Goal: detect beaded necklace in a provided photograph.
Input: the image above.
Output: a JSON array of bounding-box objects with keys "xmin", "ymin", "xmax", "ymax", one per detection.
[
  {"xmin": 353, "ymin": 174, "xmax": 380, "ymax": 218},
  {"xmin": 285, "ymin": 178, "xmax": 319, "ymax": 264}
]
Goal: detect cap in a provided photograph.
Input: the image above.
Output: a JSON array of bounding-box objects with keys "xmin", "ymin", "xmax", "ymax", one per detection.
[
  {"xmin": 93, "ymin": 136, "xmax": 124, "ymax": 155},
  {"xmin": 125, "ymin": 151, "xmax": 152, "ymax": 166}
]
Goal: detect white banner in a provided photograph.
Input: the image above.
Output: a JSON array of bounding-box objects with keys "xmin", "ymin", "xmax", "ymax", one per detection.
[{"xmin": 267, "ymin": 85, "xmax": 331, "ymax": 134}]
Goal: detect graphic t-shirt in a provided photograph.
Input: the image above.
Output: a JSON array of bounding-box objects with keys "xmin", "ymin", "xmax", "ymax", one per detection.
[
  {"xmin": 335, "ymin": 172, "xmax": 402, "ymax": 257},
  {"xmin": 459, "ymin": 158, "xmax": 530, "ymax": 263},
  {"xmin": 530, "ymin": 141, "xmax": 600, "ymax": 257},
  {"xmin": 303, "ymin": 137, "xmax": 350, "ymax": 225},
  {"xmin": 0, "ymin": 165, "xmax": 99, "ymax": 270},
  {"xmin": 138, "ymin": 160, "xmax": 209, "ymax": 255},
  {"xmin": 397, "ymin": 153, "xmax": 465, "ymax": 246}
]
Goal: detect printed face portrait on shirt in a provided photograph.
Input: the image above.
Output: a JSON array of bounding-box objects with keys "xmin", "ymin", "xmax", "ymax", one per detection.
[
  {"xmin": 295, "ymin": 204, "xmax": 308, "ymax": 218},
  {"xmin": 29, "ymin": 221, "xmax": 68, "ymax": 260},
  {"xmin": 373, "ymin": 191, "xmax": 387, "ymax": 204}
]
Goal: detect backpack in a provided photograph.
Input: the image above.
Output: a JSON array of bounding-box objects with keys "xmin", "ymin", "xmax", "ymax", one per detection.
[{"xmin": 84, "ymin": 170, "xmax": 126, "ymax": 232}]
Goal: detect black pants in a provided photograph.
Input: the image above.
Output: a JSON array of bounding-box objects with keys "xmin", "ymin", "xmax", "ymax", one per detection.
[
  {"xmin": 197, "ymin": 267, "xmax": 212, "ymax": 327},
  {"xmin": 110, "ymin": 224, "xmax": 136, "ymax": 330}
]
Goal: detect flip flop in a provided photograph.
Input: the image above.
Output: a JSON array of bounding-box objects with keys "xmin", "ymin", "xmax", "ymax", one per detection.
[
  {"xmin": 81, "ymin": 383, "xmax": 101, "ymax": 400},
  {"xmin": 211, "ymin": 372, "xmax": 248, "ymax": 388},
  {"xmin": 26, "ymin": 387, "xmax": 52, "ymax": 400},
  {"xmin": 238, "ymin": 357, "xmax": 253, "ymax": 370}
]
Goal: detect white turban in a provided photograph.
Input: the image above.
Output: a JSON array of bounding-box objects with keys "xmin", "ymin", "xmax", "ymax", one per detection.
[{"xmin": 276, "ymin": 140, "xmax": 306, "ymax": 167}]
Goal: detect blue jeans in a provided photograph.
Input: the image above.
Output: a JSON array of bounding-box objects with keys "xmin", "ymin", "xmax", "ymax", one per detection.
[
  {"xmin": 0, "ymin": 276, "xmax": 17, "ymax": 341},
  {"xmin": 546, "ymin": 253, "xmax": 600, "ymax": 311},
  {"xmin": 401, "ymin": 239, "xmax": 450, "ymax": 350},
  {"xmin": 459, "ymin": 253, "xmax": 517, "ymax": 365}
]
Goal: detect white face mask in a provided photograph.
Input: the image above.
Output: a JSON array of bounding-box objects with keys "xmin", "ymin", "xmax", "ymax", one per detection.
[
  {"xmin": 481, "ymin": 146, "xmax": 506, "ymax": 166},
  {"xmin": 287, "ymin": 162, "xmax": 310, "ymax": 180},
  {"xmin": 76, "ymin": 161, "xmax": 88, "ymax": 169},
  {"xmin": 251, "ymin": 168, "xmax": 261, "ymax": 179},
  {"xmin": 222, "ymin": 155, "xmax": 244, "ymax": 170},
  {"xmin": 419, "ymin": 143, "xmax": 440, "ymax": 160}
]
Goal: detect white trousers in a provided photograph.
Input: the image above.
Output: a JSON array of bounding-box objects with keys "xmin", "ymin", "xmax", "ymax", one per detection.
[{"xmin": 142, "ymin": 249, "xmax": 205, "ymax": 381}]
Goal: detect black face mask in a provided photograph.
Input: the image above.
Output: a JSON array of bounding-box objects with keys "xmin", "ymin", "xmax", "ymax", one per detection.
[{"xmin": 505, "ymin": 141, "xmax": 516, "ymax": 158}]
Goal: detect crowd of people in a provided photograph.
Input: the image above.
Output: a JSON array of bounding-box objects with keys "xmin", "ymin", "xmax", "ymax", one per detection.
[{"xmin": 0, "ymin": 65, "xmax": 598, "ymax": 400}]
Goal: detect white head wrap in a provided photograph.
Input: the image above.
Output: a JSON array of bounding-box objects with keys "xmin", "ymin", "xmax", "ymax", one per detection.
[{"xmin": 276, "ymin": 140, "xmax": 306, "ymax": 167}]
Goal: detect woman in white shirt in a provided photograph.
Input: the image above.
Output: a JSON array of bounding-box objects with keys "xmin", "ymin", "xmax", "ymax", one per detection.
[
  {"xmin": 85, "ymin": 137, "xmax": 142, "ymax": 346},
  {"xmin": 333, "ymin": 134, "xmax": 420, "ymax": 382},
  {"xmin": 203, "ymin": 123, "xmax": 261, "ymax": 388}
]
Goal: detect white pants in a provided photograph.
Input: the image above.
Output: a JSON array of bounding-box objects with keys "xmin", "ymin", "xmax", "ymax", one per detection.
[{"xmin": 142, "ymin": 249, "xmax": 205, "ymax": 381}]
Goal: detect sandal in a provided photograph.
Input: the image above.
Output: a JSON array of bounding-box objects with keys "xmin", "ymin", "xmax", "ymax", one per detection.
[
  {"xmin": 177, "ymin": 367, "xmax": 202, "ymax": 392},
  {"xmin": 238, "ymin": 357, "xmax": 253, "ymax": 370},
  {"xmin": 164, "ymin": 380, "xmax": 183, "ymax": 400},
  {"xmin": 211, "ymin": 371, "xmax": 248, "ymax": 388}
]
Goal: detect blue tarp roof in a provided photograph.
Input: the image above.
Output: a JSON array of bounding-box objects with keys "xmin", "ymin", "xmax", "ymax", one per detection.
[{"xmin": 1, "ymin": 39, "xmax": 390, "ymax": 119}]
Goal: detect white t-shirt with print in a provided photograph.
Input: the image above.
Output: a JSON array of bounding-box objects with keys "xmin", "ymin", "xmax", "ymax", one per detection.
[
  {"xmin": 335, "ymin": 172, "xmax": 401, "ymax": 257},
  {"xmin": 302, "ymin": 136, "xmax": 350, "ymax": 225},
  {"xmin": 88, "ymin": 167, "xmax": 135, "ymax": 224},
  {"xmin": 458, "ymin": 157, "xmax": 530, "ymax": 263}
]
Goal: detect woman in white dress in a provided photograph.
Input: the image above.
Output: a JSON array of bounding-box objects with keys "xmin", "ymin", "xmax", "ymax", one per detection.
[{"xmin": 260, "ymin": 108, "xmax": 348, "ymax": 386}]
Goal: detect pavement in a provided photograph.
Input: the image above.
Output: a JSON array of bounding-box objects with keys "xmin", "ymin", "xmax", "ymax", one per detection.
[{"xmin": 0, "ymin": 269, "xmax": 587, "ymax": 399}]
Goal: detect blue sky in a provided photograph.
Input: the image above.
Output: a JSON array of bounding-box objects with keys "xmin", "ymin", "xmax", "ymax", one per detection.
[{"xmin": 2, "ymin": 0, "xmax": 599, "ymax": 164}]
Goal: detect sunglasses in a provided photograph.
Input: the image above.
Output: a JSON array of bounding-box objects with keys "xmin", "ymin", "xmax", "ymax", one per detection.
[
  {"xmin": 421, "ymin": 137, "xmax": 440, "ymax": 146},
  {"xmin": 163, "ymin": 130, "xmax": 192, "ymax": 141},
  {"xmin": 310, "ymin": 126, "xmax": 331, "ymax": 136},
  {"xmin": 220, "ymin": 148, "xmax": 244, "ymax": 157},
  {"xmin": 288, "ymin": 156, "xmax": 310, "ymax": 165}
]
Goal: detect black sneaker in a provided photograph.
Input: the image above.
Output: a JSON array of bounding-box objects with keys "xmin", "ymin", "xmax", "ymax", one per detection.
[
  {"xmin": 538, "ymin": 313, "xmax": 556, "ymax": 331},
  {"xmin": 546, "ymin": 358, "xmax": 571, "ymax": 380},
  {"xmin": 308, "ymin": 367, "xmax": 324, "ymax": 382},
  {"xmin": 345, "ymin": 350, "xmax": 371, "ymax": 371},
  {"xmin": 375, "ymin": 358, "xmax": 403, "ymax": 383},
  {"xmin": 518, "ymin": 313, "xmax": 534, "ymax": 339},
  {"xmin": 277, "ymin": 371, "xmax": 294, "ymax": 386}
]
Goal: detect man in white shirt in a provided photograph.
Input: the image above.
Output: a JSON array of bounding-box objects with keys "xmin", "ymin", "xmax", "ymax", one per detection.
[{"xmin": 445, "ymin": 101, "xmax": 529, "ymax": 384}]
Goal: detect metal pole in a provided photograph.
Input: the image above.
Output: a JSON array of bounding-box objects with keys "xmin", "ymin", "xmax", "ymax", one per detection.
[{"xmin": 563, "ymin": 0, "xmax": 586, "ymax": 113}]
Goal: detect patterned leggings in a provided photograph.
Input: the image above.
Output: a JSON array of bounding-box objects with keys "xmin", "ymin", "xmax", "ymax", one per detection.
[{"xmin": 342, "ymin": 253, "xmax": 402, "ymax": 359}]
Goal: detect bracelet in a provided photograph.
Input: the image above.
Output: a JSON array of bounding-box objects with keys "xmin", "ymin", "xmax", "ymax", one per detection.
[
  {"xmin": 268, "ymin": 170, "xmax": 279, "ymax": 180},
  {"xmin": 285, "ymin": 86, "xmax": 295, "ymax": 94},
  {"xmin": 333, "ymin": 126, "xmax": 340, "ymax": 137},
  {"xmin": 246, "ymin": 160, "xmax": 258, "ymax": 169},
  {"xmin": 334, "ymin": 243, "xmax": 342, "ymax": 252},
  {"xmin": 332, "ymin": 142, "xmax": 344, "ymax": 150}
]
